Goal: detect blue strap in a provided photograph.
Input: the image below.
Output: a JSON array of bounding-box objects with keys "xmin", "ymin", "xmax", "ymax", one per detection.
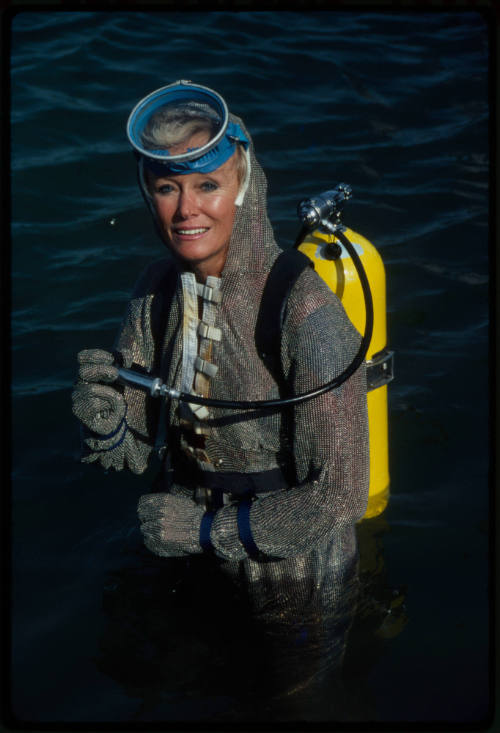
[
  {"xmin": 99, "ymin": 417, "xmax": 128, "ymax": 443},
  {"xmin": 98, "ymin": 422, "xmax": 127, "ymax": 452},
  {"xmin": 83, "ymin": 418, "xmax": 128, "ymax": 453},
  {"xmin": 237, "ymin": 500, "xmax": 260, "ymax": 559},
  {"xmin": 199, "ymin": 510, "xmax": 216, "ymax": 553},
  {"xmin": 86, "ymin": 404, "xmax": 127, "ymax": 441}
]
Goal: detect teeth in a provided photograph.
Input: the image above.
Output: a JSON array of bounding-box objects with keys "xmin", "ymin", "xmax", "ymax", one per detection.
[{"xmin": 175, "ymin": 228, "xmax": 208, "ymax": 235}]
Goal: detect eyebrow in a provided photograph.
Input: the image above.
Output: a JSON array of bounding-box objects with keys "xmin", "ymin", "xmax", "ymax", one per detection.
[{"xmin": 154, "ymin": 170, "xmax": 229, "ymax": 186}]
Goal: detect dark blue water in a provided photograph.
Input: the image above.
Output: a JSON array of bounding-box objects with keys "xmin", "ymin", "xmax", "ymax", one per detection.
[{"xmin": 10, "ymin": 9, "xmax": 490, "ymax": 725}]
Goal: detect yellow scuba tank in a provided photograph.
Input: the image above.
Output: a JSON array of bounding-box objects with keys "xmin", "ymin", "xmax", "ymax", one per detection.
[{"xmin": 298, "ymin": 225, "xmax": 393, "ymax": 519}]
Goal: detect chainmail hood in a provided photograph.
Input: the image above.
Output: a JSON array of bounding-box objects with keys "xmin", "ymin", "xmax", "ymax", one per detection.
[{"xmin": 138, "ymin": 113, "xmax": 278, "ymax": 275}]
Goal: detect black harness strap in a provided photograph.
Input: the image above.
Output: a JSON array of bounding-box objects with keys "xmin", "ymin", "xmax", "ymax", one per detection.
[
  {"xmin": 254, "ymin": 248, "xmax": 313, "ymax": 488},
  {"xmin": 255, "ymin": 248, "xmax": 313, "ymax": 387},
  {"xmin": 151, "ymin": 262, "xmax": 179, "ymax": 373},
  {"xmin": 172, "ymin": 462, "xmax": 289, "ymax": 497},
  {"xmin": 151, "ymin": 263, "xmax": 179, "ymax": 460}
]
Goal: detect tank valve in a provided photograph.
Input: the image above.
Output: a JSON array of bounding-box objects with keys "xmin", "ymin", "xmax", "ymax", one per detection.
[{"xmin": 297, "ymin": 183, "xmax": 352, "ymax": 230}]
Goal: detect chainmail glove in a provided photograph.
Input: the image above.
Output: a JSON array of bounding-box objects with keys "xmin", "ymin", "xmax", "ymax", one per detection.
[
  {"xmin": 76, "ymin": 348, "xmax": 125, "ymax": 385},
  {"xmin": 137, "ymin": 493, "xmax": 205, "ymax": 558},
  {"xmin": 72, "ymin": 348, "xmax": 149, "ymax": 473},
  {"xmin": 72, "ymin": 348, "xmax": 125, "ymax": 430}
]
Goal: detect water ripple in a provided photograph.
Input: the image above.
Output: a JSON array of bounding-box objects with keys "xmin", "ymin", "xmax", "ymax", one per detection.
[{"xmin": 9, "ymin": 10, "xmax": 490, "ymax": 722}]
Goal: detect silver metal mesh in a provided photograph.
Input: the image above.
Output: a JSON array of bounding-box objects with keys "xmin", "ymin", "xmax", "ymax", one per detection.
[{"xmin": 75, "ymin": 113, "xmax": 370, "ymax": 700}]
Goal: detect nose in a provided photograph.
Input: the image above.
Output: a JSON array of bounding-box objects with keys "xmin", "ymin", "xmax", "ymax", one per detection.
[{"xmin": 177, "ymin": 188, "xmax": 198, "ymax": 219}]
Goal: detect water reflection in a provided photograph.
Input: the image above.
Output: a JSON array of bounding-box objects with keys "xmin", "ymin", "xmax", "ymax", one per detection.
[
  {"xmin": 343, "ymin": 515, "xmax": 409, "ymax": 719},
  {"xmin": 96, "ymin": 518, "xmax": 406, "ymax": 722}
]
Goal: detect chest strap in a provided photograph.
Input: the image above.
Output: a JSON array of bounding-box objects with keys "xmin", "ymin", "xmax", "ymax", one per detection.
[{"xmin": 173, "ymin": 463, "xmax": 289, "ymax": 499}]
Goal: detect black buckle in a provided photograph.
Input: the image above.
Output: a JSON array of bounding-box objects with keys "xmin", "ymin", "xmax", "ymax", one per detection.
[{"xmin": 366, "ymin": 349, "xmax": 394, "ymax": 391}]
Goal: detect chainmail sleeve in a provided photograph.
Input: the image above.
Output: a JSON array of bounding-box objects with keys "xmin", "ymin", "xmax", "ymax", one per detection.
[
  {"xmin": 116, "ymin": 257, "xmax": 180, "ymax": 423},
  {"xmin": 80, "ymin": 257, "xmax": 177, "ymax": 474},
  {"xmin": 209, "ymin": 266, "xmax": 370, "ymax": 561}
]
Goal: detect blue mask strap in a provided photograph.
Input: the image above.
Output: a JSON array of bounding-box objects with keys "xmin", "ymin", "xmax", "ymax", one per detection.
[{"xmin": 142, "ymin": 121, "xmax": 248, "ymax": 176}]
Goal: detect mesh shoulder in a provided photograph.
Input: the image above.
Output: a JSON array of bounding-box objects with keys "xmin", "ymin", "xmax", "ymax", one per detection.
[
  {"xmin": 281, "ymin": 264, "xmax": 361, "ymax": 384},
  {"xmin": 284, "ymin": 264, "xmax": 350, "ymax": 325}
]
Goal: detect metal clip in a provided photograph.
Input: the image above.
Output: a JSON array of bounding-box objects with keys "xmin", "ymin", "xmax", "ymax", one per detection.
[
  {"xmin": 366, "ymin": 349, "xmax": 394, "ymax": 391},
  {"xmin": 195, "ymin": 487, "xmax": 209, "ymax": 505}
]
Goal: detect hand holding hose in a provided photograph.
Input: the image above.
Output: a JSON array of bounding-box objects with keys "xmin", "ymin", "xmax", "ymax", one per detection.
[
  {"xmin": 72, "ymin": 348, "xmax": 150, "ymax": 473},
  {"xmin": 72, "ymin": 349, "xmax": 126, "ymax": 436}
]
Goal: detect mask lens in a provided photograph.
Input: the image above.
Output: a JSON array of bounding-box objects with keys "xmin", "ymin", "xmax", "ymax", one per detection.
[{"xmin": 127, "ymin": 82, "xmax": 229, "ymax": 163}]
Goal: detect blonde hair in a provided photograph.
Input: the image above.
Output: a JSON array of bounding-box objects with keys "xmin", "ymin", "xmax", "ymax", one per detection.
[
  {"xmin": 141, "ymin": 105, "xmax": 248, "ymax": 193},
  {"xmin": 232, "ymin": 143, "xmax": 247, "ymax": 187},
  {"xmin": 141, "ymin": 106, "xmax": 218, "ymax": 152}
]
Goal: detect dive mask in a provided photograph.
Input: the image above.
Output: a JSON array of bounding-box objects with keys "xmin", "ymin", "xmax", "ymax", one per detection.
[{"xmin": 126, "ymin": 80, "xmax": 249, "ymax": 175}]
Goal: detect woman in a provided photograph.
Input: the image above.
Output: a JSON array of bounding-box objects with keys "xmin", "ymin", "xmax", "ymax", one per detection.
[{"xmin": 72, "ymin": 81, "xmax": 369, "ymax": 707}]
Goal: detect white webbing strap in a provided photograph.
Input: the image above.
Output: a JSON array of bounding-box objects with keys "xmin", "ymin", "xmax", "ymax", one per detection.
[
  {"xmin": 191, "ymin": 402, "xmax": 210, "ymax": 420},
  {"xmin": 198, "ymin": 322, "xmax": 222, "ymax": 341},
  {"xmin": 180, "ymin": 273, "xmax": 199, "ymax": 396},
  {"xmin": 195, "ymin": 356, "xmax": 219, "ymax": 378},
  {"xmin": 196, "ymin": 283, "xmax": 222, "ymax": 304}
]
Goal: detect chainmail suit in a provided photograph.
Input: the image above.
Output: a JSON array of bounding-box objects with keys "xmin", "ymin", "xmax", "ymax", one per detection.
[{"xmin": 76, "ymin": 114, "xmax": 370, "ymax": 701}]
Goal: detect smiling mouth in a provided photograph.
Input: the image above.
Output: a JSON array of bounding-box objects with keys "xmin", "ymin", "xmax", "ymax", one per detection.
[{"xmin": 173, "ymin": 228, "xmax": 209, "ymax": 235}]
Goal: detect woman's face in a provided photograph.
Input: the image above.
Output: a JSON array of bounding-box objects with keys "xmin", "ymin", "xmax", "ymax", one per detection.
[{"xmin": 147, "ymin": 150, "xmax": 240, "ymax": 279}]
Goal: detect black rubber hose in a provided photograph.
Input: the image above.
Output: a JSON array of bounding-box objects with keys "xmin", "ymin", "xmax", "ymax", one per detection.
[
  {"xmin": 168, "ymin": 227, "xmax": 374, "ymax": 410},
  {"xmin": 293, "ymin": 224, "xmax": 309, "ymax": 249}
]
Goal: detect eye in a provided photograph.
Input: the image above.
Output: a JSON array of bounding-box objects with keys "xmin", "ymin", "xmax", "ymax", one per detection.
[
  {"xmin": 156, "ymin": 183, "xmax": 175, "ymax": 195},
  {"xmin": 200, "ymin": 181, "xmax": 218, "ymax": 192}
]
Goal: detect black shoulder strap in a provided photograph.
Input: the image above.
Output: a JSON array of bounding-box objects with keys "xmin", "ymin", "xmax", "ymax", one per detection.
[
  {"xmin": 151, "ymin": 263, "xmax": 179, "ymax": 463},
  {"xmin": 255, "ymin": 248, "xmax": 313, "ymax": 387},
  {"xmin": 151, "ymin": 263, "xmax": 179, "ymax": 373}
]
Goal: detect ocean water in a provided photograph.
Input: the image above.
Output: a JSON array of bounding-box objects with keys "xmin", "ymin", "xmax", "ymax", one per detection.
[{"xmin": 9, "ymin": 9, "xmax": 490, "ymax": 726}]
